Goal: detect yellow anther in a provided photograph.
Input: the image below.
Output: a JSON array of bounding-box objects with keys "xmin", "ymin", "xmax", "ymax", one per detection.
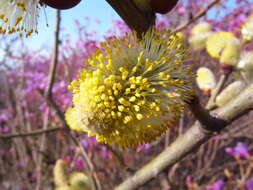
[
  {"xmin": 67, "ymin": 85, "xmax": 73, "ymax": 90},
  {"xmin": 142, "ymin": 78, "xmax": 148, "ymax": 83},
  {"xmin": 104, "ymin": 101, "xmax": 110, "ymax": 107},
  {"xmin": 94, "ymin": 96, "xmax": 101, "ymax": 102},
  {"xmin": 114, "ymin": 90, "xmax": 119, "ymax": 96},
  {"xmin": 3, "ymin": 18, "xmax": 8, "ymax": 23},
  {"xmin": 118, "ymin": 105, "xmax": 124, "ymax": 112},
  {"xmin": 101, "ymin": 94, "xmax": 108, "ymax": 100},
  {"xmin": 129, "ymin": 76, "xmax": 135, "ymax": 83},
  {"xmin": 117, "ymin": 112, "xmax": 122, "ymax": 117},
  {"xmin": 137, "ymin": 51, "xmax": 144, "ymax": 63},
  {"xmin": 150, "ymin": 102, "xmax": 157, "ymax": 108},
  {"xmin": 122, "ymin": 71, "xmax": 128, "ymax": 80},
  {"xmin": 73, "ymin": 89, "xmax": 79, "ymax": 93},
  {"xmin": 109, "ymin": 75, "xmax": 116, "ymax": 80},
  {"xmin": 134, "ymin": 105, "xmax": 140, "ymax": 112},
  {"xmin": 98, "ymin": 85, "xmax": 105, "ymax": 92},
  {"xmin": 14, "ymin": 16, "xmax": 22, "ymax": 26},
  {"xmin": 130, "ymin": 84, "xmax": 136, "ymax": 89},
  {"xmin": 167, "ymin": 92, "xmax": 175, "ymax": 98},
  {"xmin": 151, "ymin": 88, "xmax": 156, "ymax": 93},
  {"xmin": 107, "ymin": 89, "xmax": 113, "ymax": 95},
  {"xmin": 132, "ymin": 66, "xmax": 137, "ymax": 73},
  {"xmin": 136, "ymin": 114, "xmax": 143, "ymax": 120},
  {"xmin": 135, "ymin": 93, "xmax": 141, "ymax": 98},
  {"xmin": 125, "ymin": 88, "xmax": 131, "ymax": 94},
  {"xmin": 119, "ymin": 67, "xmax": 125, "ymax": 72},
  {"xmin": 136, "ymin": 76, "xmax": 142, "ymax": 84},
  {"xmin": 111, "ymin": 111, "xmax": 116, "ymax": 117},
  {"xmin": 116, "ymin": 83, "xmax": 122, "ymax": 90},
  {"xmin": 159, "ymin": 72, "xmax": 166, "ymax": 78},
  {"xmin": 129, "ymin": 96, "xmax": 136, "ymax": 102},
  {"xmin": 123, "ymin": 116, "xmax": 133, "ymax": 124},
  {"xmin": 109, "ymin": 96, "xmax": 114, "ymax": 101}
]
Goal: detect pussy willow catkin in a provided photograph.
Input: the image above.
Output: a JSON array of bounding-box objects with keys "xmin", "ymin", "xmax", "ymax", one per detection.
[{"xmin": 66, "ymin": 29, "xmax": 195, "ymax": 147}]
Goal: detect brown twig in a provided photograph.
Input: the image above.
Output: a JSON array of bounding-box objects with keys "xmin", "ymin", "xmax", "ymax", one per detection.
[
  {"xmin": 173, "ymin": 0, "xmax": 222, "ymax": 33},
  {"xmin": 44, "ymin": 10, "xmax": 61, "ymax": 98},
  {"xmin": 35, "ymin": 108, "xmax": 50, "ymax": 190},
  {"xmin": 0, "ymin": 126, "xmax": 66, "ymax": 138}
]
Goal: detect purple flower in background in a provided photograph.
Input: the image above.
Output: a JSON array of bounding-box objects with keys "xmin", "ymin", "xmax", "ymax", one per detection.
[
  {"xmin": 136, "ymin": 143, "xmax": 151, "ymax": 153},
  {"xmin": 246, "ymin": 176, "xmax": 253, "ymax": 190},
  {"xmin": 100, "ymin": 146, "xmax": 109, "ymax": 159},
  {"xmin": 75, "ymin": 156, "xmax": 84, "ymax": 169},
  {"xmin": 0, "ymin": 125, "xmax": 10, "ymax": 133},
  {"xmin": 225, "ymin": 147, "xmax": 235, "ymax": 155},
  {"xmin": 0, "ymin": 112, "xmax": 9, "ymax": 121},
  {"xmin": 235, "ymin": 142, "xmax": 250, "ymax": 158},
  {"xmin": 185, "ymin": 176, "xmax": 192, "ymax": 184},
  {"xmin": 225, "ymin": 142, "xmax": 250, "ymax": 158},
  {"xmin": 206, "ymin": 180, "xmax": 224, "ymax": 190},
  {"xmin": 177, "ymin": 6, "xmax": 186, "ymax": 15},
  {"xmin": 68, "ymin": 145, "xmax": 76, "ymax": 151},
  {"xmin": 80, "ymin": 138, "xmax": 89, "ymax": 149}
]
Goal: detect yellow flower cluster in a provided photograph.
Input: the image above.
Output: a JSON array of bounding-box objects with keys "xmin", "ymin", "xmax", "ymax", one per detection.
[
  {"xmin": 66, "ymin": 30, "xmax": 195, "ymax": 147},
  {"xmin": 0, "ymin": 0, "xmax": 40, "ymax": 37}
]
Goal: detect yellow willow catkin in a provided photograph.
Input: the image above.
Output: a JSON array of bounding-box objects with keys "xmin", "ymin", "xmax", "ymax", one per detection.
[{"xmin": 65, "ymin": 29, "xmax": 195, "ymax": 147}]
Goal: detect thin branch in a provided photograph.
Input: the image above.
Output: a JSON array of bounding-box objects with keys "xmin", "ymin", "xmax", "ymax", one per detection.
[
  {"xmin": 0, "ymin": 126, "xmax": 66, "ymax": 139},
  {"xmin": 188, "ymin": 96, "xmax": 226, "ymax": 132},
  {"xmin": 71, "ymin": 135, "xmax": 102, "ymax": 190},
  {"xmin": 44, "ymin": 10, "xmax": 61, "ymax": 98},
  {"xmin": 114, "ymin": 83, "xmax": 253, "ymax": 190},
  {"xmin": 174, "ymin": 0, "xmax": 222, "ymax": 33}
]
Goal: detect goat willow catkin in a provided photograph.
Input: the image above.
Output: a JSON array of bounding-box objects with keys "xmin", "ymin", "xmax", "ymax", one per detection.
[{"xmin": 66, "ymin": 29, "xmax": 195, "ymax": 147}]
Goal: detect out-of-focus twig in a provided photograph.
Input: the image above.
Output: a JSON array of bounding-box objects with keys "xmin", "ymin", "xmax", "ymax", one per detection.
[
  {"xmin": 174, "ymin": 0, "xmax": 222, "ymax": 33},
  {"xmin": 42, "ymin": 9, "xmax": 68, "ymax": 128},
  {"xmin": 35, "ymin": 108, "xmax": 50, "ymax": 190},
  {"xmin": 0, "ymin": 126, "xmax": 66, "ymax": 138},
  {"xmin": 44, "ymin": 10, "xmax": 61, "ymax": 98}
]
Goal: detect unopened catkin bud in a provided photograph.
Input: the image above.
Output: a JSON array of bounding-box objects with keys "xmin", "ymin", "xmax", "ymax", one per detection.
[
  {"xmin": 241, "ymin": 14, "xmax": 253, "ymax": 42},
  {"xmin": 196, "ymin": 67, "xmax": 216, "ymax": 94},
  {"xmin": 215, "ymin": 81, "xmax": 245, "ymax": 107},
  {"xmin": 191, "ymin": 22, "xmax": 212, "ymax": 36},
  {"xmin": 220, "ymin": 38, "xmax": 241, "ymax": 67},
  {"xmin": 237, "ymin": 51, "xmax": 253, "ymax": 83},
  {"xmin": 68, "ymin": 172, "xmax": 92, "ymax": 190},
  {"xmin": 206, "ymin": 31, "xmax": 235, "ymax": 59},
  {"xmin": 53, "ymin": 160, "xmax": 68, "ymax": 187},
  {"xmin": 189, "ymin": 22, "xmax": 212, "ymax": 51},
  {"xmin": 189, "ymin": 32, "xmax": 212, "ymax": 51}
]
